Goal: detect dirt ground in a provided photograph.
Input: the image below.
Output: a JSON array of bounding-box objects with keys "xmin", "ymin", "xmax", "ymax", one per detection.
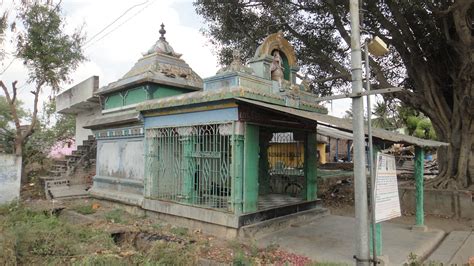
[
  {"xmin": 10, "ymin": 174, "xmax": 472, "ymax": 265},
  {"xmin": 1, "ymin": 198, "xmax": 314, "ymax": 265}
]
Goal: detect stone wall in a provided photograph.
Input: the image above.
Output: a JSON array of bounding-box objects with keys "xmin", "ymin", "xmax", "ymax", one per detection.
[
  {"xmin": 92, "ymin": 137, "xmax": 144, "ymax": 198},
  {"xmin": 76, "ymin": 106, "xmax": 101, "ymax": 145},
  {"xmin": 0, "ymin": 154, "xmax": 22, "ymax": 204},
  {"xmin": 399, "ymin": 186, "xmax": 474, "ymax": 219}
]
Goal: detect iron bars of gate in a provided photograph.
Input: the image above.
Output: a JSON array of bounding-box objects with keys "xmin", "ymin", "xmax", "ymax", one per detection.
[
  {"xmin": 144, "ymin": 123, "xmax": 232, "ymax": 211},
  {"xmin": 267, "ymin": 132, "xmax": 305, "ymax": 197}
]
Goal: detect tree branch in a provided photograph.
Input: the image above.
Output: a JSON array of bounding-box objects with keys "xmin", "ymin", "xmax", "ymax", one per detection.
[
  {"xmin": 0, "ymin": 80, "xmax": 22, "ymax": 133},
  {"xmin": 386, "ymin": 0, "xmax": 424, "ymax": 56},
  {"xmin": 281, "ymin": 21, "xmax": 351, "ymax": 78},
  {"xmin": 24, "ymin": 81, "xmax": 43, "ymax": 140},
  {"xmin": 11, "ymin": 80, "xmax": 17, "ymax": 105}
]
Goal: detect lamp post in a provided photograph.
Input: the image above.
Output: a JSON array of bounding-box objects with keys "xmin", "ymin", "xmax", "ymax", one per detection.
[
  {"xmin": 349, "ymin": 0, "xmax": 370, "ymax": 264},
  {"xmin": 364, "ymin": 35, "xmax": 389, "ymax": 266}
]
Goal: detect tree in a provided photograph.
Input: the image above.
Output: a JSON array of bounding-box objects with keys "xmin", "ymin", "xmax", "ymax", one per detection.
[
  {"xmin": 0, "ymin": 96, "xmax": 27, "ymax": 153},
  {"xmin": 23, "ymin": 99, "xmax": 75, "ymax": 173},
  {"xmin": 195, "ymin": 1, "xmax": 473, "ymax": 189},
  {"xmin": 372, "ymin": 100, "xmax": 437, "ymax": 140},
  {"xmin": 0, "ymin": 1, "xmax": 85, "ymax": 180}
]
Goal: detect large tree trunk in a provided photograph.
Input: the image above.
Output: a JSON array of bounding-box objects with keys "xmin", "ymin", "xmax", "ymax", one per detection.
[
  {"xmin": 425, "ymin": 74, "xmax": 473, "ymax": 189},
  {"xmin": 433, "ymin": 117, "xmax": 473, "ymax": 189}
]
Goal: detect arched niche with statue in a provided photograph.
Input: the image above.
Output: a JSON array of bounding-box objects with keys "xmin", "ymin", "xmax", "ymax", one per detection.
[{"xmin": 249, "ymin": 31, "xmax": 299, "ymax": 86}]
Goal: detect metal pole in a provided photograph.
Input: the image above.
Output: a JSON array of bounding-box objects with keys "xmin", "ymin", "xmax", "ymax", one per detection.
[
  {"xmin": 414, "ymin": 146, "xmax": 425, "ymax": 226},
  {"xmin": 350, "ymin": 0, "xmax": 370, "ymax": 264},
  {"xmin": 365, "ymin": 41, "xmax": 378, "ymax": 265}
]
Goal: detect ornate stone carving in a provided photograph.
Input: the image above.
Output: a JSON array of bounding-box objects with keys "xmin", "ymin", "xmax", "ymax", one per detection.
[
  {"xmin": 144, "ymin": 23, "xmax": 182, "ymax": 58},
  {"xmin": 217, "ymin": 50, "xmax": 254, "ymax": 74},
  {"xmin": 270, "ymin": 50, "xmax": 284, "ymax": 86},
  {"xmin": 300, "ymin": 74, "xmax": 312, "ymax": 92},
  {"xmin": 252, "ymin": 30, "xmax": 297, "ymax": 68}
]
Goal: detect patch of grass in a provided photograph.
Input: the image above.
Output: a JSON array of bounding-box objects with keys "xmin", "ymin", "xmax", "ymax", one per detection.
[
  {"xmin": 0, "ymin": 203, "xmax": 116, "ymax": 265},
  {"xmin": 151, "ymin": 223, "xmax": 163, "ymax": 230},
  {"xmin": 143, "ymin": 241, "xmax": 196, "ymax": 265},
  {"xmin": 227, "ymin": 239, "xmax": 254, "ymax": 266},
  {"xmin": 407, "ymin": 252, "xmax": 421, "ymax": 266},
  {"xmin": 310, "ymin": 263, "xmax": 349, "ymax": 266},
  {"xmin": 170, "ymin": 226, "xmax": 189, "ymax": 236},
  {"xmin": 73, "ymin": 204, "xmax": 96, "ymax": 215},
  {"xmin": 104, "ymin": 208, "xmax": 126, "ymax": 224},
  {"xmin": 233, "ymin": 250, "xmax": 253, "ymax": 266},
  {"xmin": 249, "ymin": 241, "xmax": 259, "ymax": 257},
  {"xmin": 73, "ymin": 254, "xmax": 130, "ymax": 266}
]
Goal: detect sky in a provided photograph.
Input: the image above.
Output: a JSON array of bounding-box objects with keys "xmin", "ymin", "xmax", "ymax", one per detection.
[{"xmin": 1, "ymin": 0, "xmax": 353, "ymax": 119}]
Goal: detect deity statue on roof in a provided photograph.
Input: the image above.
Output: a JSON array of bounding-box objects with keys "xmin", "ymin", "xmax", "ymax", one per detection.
[
  {"xmin": 270, "ymin": 50, "xmax": 284, "ymax": 86},
  {"xmin": 216, "ymin": 49, "xmax": 253, "ymax": 75}
]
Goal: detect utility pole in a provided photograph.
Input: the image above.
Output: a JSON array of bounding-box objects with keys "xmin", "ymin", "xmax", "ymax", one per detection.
[{"xmin": 349, "ymin": 0, "xmax": 370, "ymax": 265}]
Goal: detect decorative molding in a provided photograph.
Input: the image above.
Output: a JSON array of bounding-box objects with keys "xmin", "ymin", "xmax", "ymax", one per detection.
[{"xmin": 95, "ymin": 126, "xmax": 144, "ymax": 139}]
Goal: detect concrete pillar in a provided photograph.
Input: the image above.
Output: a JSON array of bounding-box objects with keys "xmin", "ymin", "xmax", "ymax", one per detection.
[
  {"xmin": 182, "ymin": 136, "xmax": 195, "ymax": 204},
  {"xmin": 144, "ymin": 134, "xmax": 159, "ymax": 198},
  {"xmin": 243, "ymin": 123, "xmax": 259, "ymax": 212},
  {"xmin": 231, "ymin": 134, "xmax": 244, "ymax": 214},
  {"xmin": 305, "ymin": 132, "xmax": 318, "ymax": 200},
  {"xmin": 414, "ymin": 146, "xmax": 425, "ymax": 227}
]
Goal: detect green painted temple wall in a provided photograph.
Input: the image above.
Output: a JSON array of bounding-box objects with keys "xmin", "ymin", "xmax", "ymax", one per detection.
[{"xmin": 104, "ymin": 84, "xmax": 191, "ymax": 110}]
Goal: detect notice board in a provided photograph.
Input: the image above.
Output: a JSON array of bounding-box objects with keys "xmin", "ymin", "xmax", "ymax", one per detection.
[{"xmin": 374, "ymin": 152, "xmax": 401, "ymax": 223}]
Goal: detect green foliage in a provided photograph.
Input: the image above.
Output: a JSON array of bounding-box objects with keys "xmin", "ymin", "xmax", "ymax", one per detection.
[
  {"xmin": 104, "ymin": 208, "xmax": 126, "ymax": 224},
  {"xmin": 406, "ymin": 116, "xmax": 421, "ymax": 135},
  {"xmin": 170, "ymin": 226, "xmax": 189, "ymax": 236},
  {"xmin": 233, "ymin": 250, "xmax": 252, "ymax": 266},
  {"xmin": 372, "ymin": 100, "xmax": 398, "ymax": 131},
  {"xmin": 73, "ymin": 255, "xmax": 129, "ymax": 266},
  {"xmin": 21, "ymin": 99, "xmax": 75, "ymax": 174},
  {"xmin": 74, "ymin": 204, "xmax": 96, "ymax": 215},
  {"xmin": 0, "ymin": 96, "xmax": 28, "ymax": 129},
  {"xmin": 16, "ymin": 3, "xmax": 86, "ymax": 91},
  {"xmin": 0, "ymin": 203, "xmax": 115, "ymax": 265},
  {"xmin": 142, "ymin": 241, "xmax": 195, "ymax": 265},
  {"xmin": 0, "ymin": 96, "xmax": 27, "ymax": 152},
  {"xmin": 1, "ymin": 1, "xmax": 85, "ymax": 162},
  {"xmin": 407, "ymin": 252, "xmax": 420, "ymax": 266}
]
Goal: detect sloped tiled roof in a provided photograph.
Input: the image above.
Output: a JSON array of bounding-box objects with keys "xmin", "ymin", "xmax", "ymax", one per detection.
[{"xmin": 97, "ymin": 24, "xmax": 202, "ymax": 95}]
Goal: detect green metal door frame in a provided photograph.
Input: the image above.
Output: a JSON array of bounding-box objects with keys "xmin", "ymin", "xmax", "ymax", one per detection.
[{"xmin": 243, "ymin": 123, "xmax": 259, "ymax": 213}]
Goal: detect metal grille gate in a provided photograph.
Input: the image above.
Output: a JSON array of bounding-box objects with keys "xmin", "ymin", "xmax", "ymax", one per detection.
[
  {"xmin": 267, "ymin": 132, "xmax": 305, "ymax": 197},
  {"xmin": 145, "ymin": 124, "xmax": 232, "ymax": 211}
]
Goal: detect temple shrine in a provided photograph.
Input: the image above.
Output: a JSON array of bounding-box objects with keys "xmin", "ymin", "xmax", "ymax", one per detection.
[{"xmin": 57, "ymin": 25, "xmax": 330, "ymax": 237}]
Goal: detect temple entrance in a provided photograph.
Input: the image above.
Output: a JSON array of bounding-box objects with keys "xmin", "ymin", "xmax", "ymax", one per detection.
[{"xmin": 257, "ymin": 128, "xmax": 310, "ymax": 210}]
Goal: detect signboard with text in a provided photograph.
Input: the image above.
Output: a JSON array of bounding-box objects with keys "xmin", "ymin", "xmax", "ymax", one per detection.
[{"xmin": 374, "ymin": 152, "xmax": 401, "ymax": 223}]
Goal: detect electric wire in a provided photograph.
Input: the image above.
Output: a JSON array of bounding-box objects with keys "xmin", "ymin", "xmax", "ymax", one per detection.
[
  {"xmin": 84, "ymin": 0, "xmax": 155, "ymax": 51},
  {"xmin": 83, "ymin": 0, "xmax": 150, "ymax": 46}
]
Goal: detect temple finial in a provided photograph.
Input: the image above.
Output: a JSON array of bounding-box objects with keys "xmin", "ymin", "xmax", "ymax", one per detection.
[{"xmin": 159, "ymin": 23, "xmax": 166, "ymax": 41}]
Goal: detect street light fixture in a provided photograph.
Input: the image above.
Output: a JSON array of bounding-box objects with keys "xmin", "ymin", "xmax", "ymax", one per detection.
[
  {"xmin": 367, "ymin": 36, "xmax": 389, "ymax": 57},
  {"xmin": 364, "ymin": 35, "xmax": 389, "ymax": 265}
]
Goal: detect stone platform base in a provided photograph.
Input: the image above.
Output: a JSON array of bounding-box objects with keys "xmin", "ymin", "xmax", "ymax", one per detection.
[{"xmin": 89, "ymin": 195, "xmax": 326, "ymax": 239}]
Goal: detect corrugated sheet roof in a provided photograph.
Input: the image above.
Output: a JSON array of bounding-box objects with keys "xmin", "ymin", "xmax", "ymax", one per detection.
[{"xmin": 237, "ymin": 98, "xmax": 448, "ymax": 147}]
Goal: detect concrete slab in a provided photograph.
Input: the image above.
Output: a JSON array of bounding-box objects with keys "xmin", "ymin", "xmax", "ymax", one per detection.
[
  {"xmin": 49, "ymin": 184, "xmax": 88, "ymax": 199},
  {"xmin": 450, "ymin": 231, "xmax": 474, "ymax": 265},
  {"xmin": 254, "ymin": 215, "xmax": 445, "ymax": 265},
  {"xmin": 427, "ymin": 231, "xmax": 469, "ymax": 264},
  {"xmin": 428, "ymin": 231, "xmax": 474, "ymax": 265}
]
